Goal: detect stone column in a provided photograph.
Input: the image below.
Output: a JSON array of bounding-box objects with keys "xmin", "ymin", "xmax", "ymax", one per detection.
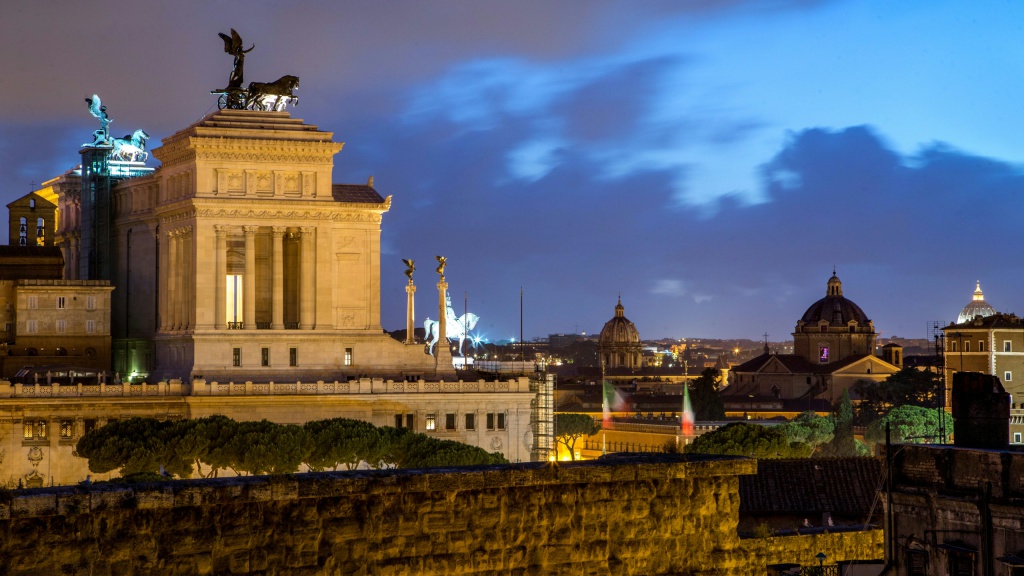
[
  {"xmin": 300, "ymin": 226, "xmax": 316, "ymax": 329},
  {"xmin": 434, "ymin": 280, "xmax": 454, "ymax": 371},
  {"xmin": 183, "ymin": 226, "xmax": 194, "ymax": 330},
  {"xmin": 405, "ymin": 280, "xmax": 416, "ymax": 344},
  {"xmin": 243, "ymin": 226, "xmax": 258, "ymax": 330},
  {"xmin": 167, "ymin": 230, "xmax": 178, "ymax": 330},
  {"xmin": 271, "ymin": 226, "xmax": 286, "ymax": 329},
  {"xmin": 214, "ymin": 225, "xmax": 227, "ymax": 330},
  {"xmin": 157, "ymin": 229, "xmax": 168, "ymax": 331}
]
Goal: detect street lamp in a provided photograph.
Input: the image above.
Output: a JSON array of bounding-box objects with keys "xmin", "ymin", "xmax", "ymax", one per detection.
[{"xmin": 815, "ymin": 552, "xmax": 826, "ymax": 569}]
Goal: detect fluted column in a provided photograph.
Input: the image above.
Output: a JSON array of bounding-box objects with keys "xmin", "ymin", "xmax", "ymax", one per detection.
[
  {"xmin": 300, "ymin": 226, "xmax": 315, "ymax": 329},
  {"xmin": 271, "ymin": 226, "xmax": 286, "ymax": 329},
  {"xmin": 176, "ymin": 228, "xmax": 187, "ymax": 330},
  {"xmin": 167, "ymin": 230, "xmax": 178, "ymax": 330},
  {"xmin": 243, "ymin": 225, "xmax": 258, "ymax": 329},
  {"xmin": 157, "ymin": 229, "xmax": 167, "ymax": 331},
  {"xmin": 214, "ymin": 225, "xmax": 227, "ymax": 330},
  {"xmin": 405, "ymin": 280, "xmax": 416, "ymax": 344},
  {"xmin": 184, "ymin": 226, "xmax": 194, "ymax": 330}
]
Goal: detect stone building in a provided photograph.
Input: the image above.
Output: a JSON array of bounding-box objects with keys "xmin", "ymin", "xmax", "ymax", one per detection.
[
  {"xmin": 726, "ymin": 272, "xmax": 900, "ymax": 410},
  {"xmin": 0, "ymin": 279, "xmax": 113, "ymax": 378},
  {"xmin": 7, "ymin": 188, "xmax": 57, "ymax": 247},
  {"xmin": 598, "ymin": 298, "xmax": 642, "ymax": 371}
]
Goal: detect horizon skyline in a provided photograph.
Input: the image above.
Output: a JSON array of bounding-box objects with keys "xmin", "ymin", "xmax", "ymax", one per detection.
[{"xmin": 3, "ymin": 1, "xmax": 1022, "ymax": 342}]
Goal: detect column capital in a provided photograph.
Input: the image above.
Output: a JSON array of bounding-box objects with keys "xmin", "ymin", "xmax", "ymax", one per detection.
[
  {"xmin": 214, "ymin": 224, "xmax": 229, "ymax": 237},
  {"xmin": 242, "ymin": 225, "xmax": 259, "ymax": 236},
  {"xmin": 300, "ymin": 226, "xmax": 316, "ymax": 236},
  {"xmin": 271, "ymin": 226, "xmax": 288, "ymax": 238}
]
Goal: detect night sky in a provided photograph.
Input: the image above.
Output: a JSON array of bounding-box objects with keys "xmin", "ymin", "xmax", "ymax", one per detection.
[{"xmin": 3, "ymin": 1, "xmax": 1023, "ymax": 342}]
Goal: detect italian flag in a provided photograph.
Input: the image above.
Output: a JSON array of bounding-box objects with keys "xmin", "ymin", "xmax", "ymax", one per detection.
[{"xmin": 681, "ymin": 383, "xmax": 694, "ymax": 436}]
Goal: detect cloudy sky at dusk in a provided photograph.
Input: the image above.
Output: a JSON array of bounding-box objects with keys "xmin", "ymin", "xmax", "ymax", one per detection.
[{"xmin": 3, "ymin": 1, "xmax": 1024, "ymax": 342}]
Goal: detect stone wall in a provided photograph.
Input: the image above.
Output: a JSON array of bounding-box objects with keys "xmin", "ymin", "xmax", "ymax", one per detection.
[
  {"xmin": 741, "ymin": 530, "xmax": 884, "ymax": 572},
  {"xmin": 0, "ymin": 454, "xmax": 883, "ymax": 576}
]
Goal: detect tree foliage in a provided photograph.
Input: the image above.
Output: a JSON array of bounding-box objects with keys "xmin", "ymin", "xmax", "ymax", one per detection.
[
  {"xmin": 815, "ymin": 389, "xmax": 867, "ymax": 457},
  {"xmin": 864, "ymin": 405, "xmax": 953, "ymax": 445},
  {"xmin": 554, "ymin": 413, "xmax": 600, "ymax": 460},
  {"xmin": 689, "ymin": 368, "xmax": 726, "ymax": 420},
  {"xmin": 853, "ymin": 369, "xmax": 943, "ymax": 425},
  {"xmin": 686, "ymin": 422, "xmax": 812, "ymax": 459},
  {"xmin": 75, "ymin": 416, "xmax": 507, "ymax": 479},
  {"xmin": 776, "ymin": 411, "xmax": 834, "ymax": 450}
]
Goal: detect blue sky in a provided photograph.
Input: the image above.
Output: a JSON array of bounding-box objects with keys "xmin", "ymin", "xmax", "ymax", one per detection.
[{"xmin": 2, "ymin": 0, "xmax": 1023, "ymax": 341}]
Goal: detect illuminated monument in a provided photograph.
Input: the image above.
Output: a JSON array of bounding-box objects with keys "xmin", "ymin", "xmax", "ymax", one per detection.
[{"xmin": 58, "ymin": 31, "xmax": 448, "ymax": 382}]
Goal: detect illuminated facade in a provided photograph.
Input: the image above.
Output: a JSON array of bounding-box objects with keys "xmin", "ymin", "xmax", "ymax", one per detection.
[{"xmin": 957, "ymin": 281, "xmax": 996, "ymax": 324}]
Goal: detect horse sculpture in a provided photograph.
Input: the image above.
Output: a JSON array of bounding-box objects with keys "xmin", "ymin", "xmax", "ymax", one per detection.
[
  {"xmin": 110, "ymin": 129, "xmax": 150, "ymax": 162},
  {"xmin": 424, "ymin": 310, "xmax": 480, "ymax": 357},
  {"xmin": 247, "ymin": 75, "xmax": 300, "ymax": 111}
]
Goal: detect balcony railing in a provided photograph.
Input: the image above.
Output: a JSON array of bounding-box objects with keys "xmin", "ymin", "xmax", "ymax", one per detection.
[
  {"xmin": 227, "ymin": 322, "xmax": 244, "ymax": 330},
  {"xmin": 285, "ymin": 322, "xmax": 300, "ymax": 330},
  {"xmin": 256, "ymin": 322, "xmax": 271, "ymax": 329}
]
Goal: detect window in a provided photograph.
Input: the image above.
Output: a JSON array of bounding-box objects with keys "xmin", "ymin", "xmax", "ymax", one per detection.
[
  {"xmin": 261, "ymin": 347, "xmax": 269, "ymax": 367},
  {"xmin": 23, "ymin": 420, "xmax": 47, "ymax": 440},
  {"xmin": 818, "ymin": 346, "xmax": 830, "ymax": 363},
  {"xmin": 486, "ymin": 412, "xmax": 507, "ymax": 431},
  {"xmin": 345, "ymin": 347, "xmax": 353, "ymax": 366},
  {"xmin": 979, "ymin": 340, "xmax": 986, "ymax": 352},
  {"xmin": 84, "ymin": 420, "xmax": 96, "ymax": 435},
  {"xmin": 232, "ymin": 348, "xmax": 241, "ymax": 367},
  {"xmin": 948, "ymin": 551, "xmax": 975, "ymax": 576},
  {"xmin": 1005, "ymin": 341, "xmax": 1013, "ymax": 353},
  {"xmin": 445, "ymin": 413, "xmax": 456, "ymax": 431},
  {"xmin": 1005, "ymin": 372, "xmax": 1012, "ymax": 382},
  {"xmin": 56, "ymin": 296, "xmax": 66, "ymax": 309},
  {"xmin": 465, "ymin": 413, "xmax": 476, "ymax": 430},
  {"xmin": 60, "ymin": 420, "xmax": 73, "ymax": 439},
  {"xmin": 1015, "ymin": 432, "xmax": 1022, "ymax": 444},
  {"xmin": 56, "ymin": 319, "xmax": 66, "ymax": 334},
  {"xmin": 964, "ymin": 341, "xmax": 971, "ymax": 352},
  {"xmin": 905, "ymin": 550, "xmax": 927, "ymax": 576},
  {"xmin": 86, "ymin": 296, "xmax": 96, "ymax": 310},
  {"xmin": 405, "ymin": 414, "xmax": 414, "ymax": 429},
  {"xmin": 26, "ymin": 320, "xmax": 37, "ymax": 334},
  {"xmin": 27, "ymin": 295, "xmax": 37, "ymax": 309},
  {"xmin": 951, "ymin": 341, "xmax": 958, "ymax": 352},
  {"xmin": 289, "ymin": 347, "xmax": 297, "ymax": 367},
  {"xmin": 226, "ymin": 274, "xmax": 243, "ymax": 327},
  {"xmin": 395, "ymin": 414, "xmax": 403, "ymax": 428},
  {"xmin": 86, "ymin": 320, "xmax": 96, "ymax": 334},
  {"xmin": 425, "ymin": 414, "xmax": 437, "ymax": 431}
]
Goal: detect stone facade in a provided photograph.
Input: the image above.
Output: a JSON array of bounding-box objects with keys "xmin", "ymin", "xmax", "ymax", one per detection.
[
  {"xmin": 0, "ymin": 376, "xmax": 539, "ymax": 487},
  {"xmin": 0, "ymin": 279, "xmax": 114, "ymax": 377},
  {"xmin": 885, "ymin": 444, "xmax": 1024, "ymax": 576},
  {"xmin": 0, "ymin": 454, "xmax": 882, "ymax": 575}
]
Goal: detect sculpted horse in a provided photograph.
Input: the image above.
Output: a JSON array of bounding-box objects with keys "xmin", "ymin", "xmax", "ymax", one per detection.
[
  {"xmin": 424, "ymin": 312, "xmax": 480, "ymax": 357},
  {"xmin": 110, "ymin": 129, "xmax": 150, "ymax": 162},
  {"xmin": 247, "ymin": 75, "xmax": 300, "ymax": 111}
]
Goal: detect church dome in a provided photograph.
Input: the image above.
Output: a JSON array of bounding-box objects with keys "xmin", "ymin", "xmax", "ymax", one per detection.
[
  {"xmin": 799, "ymin": 272, "xmax": 871, "ymax": 326},
  {"xmin": 599, "ymin": 298, "xmax": 641, "ymax": 345},
  {"xmin": 957, "ymin": 281, "xmax": 996, "ymax": 324}
]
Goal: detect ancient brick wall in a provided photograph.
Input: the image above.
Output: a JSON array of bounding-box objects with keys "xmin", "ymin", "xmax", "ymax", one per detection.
[{"xmin": 0, "ymin": 454, "xmax": 878, "ymax": 575}]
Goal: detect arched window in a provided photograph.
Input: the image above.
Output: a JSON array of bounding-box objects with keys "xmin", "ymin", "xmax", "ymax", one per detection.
[{"xmin": 19, "ymin": 217, "xmax": 27, "ymax": 245}]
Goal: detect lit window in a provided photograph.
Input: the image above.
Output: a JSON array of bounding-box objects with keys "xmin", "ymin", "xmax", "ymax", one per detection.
[
  {"xmin": 35, "ymin": 420, "xmax": 47, "ymax": 439},
  {"xmin": 425, "ymin": 414, "xmax": 436, "ymax": 431},
  {"xmin": 60, "ymin": 420, "xmax": 73, "ymax": 439},
  {"xmin": 819, "ymin": 346, "xmax": 830, "ymax": 363},
  {"xmin": 226, "ymin": 274, "xmax": 243, "ymax": 327},
  {"xmin": 445, "ymin": 413, "xmax": 456, "ymax": 431},
  {"xmin": 57, "ymin": 296, "xmax": 66, "ymax": 309},
  {"xmin": 465, "ymin": 413, "xmax": 476, "ymax": 430},
  {"xmin": 345, "ymin": 347, "xmax": 353, "ymax": 366},
  {"xmin": 23, "ymin": 422, "xmax": 33, "ymax": 439}
]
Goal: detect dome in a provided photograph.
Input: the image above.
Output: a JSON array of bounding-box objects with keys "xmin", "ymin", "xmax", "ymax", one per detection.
[
  {"xmin": 599, "ymin": 298, "xmax": 640, "ymax": 345},
  {"xmin": 957, "ymin": 281, "xmax": 996, "ymax": 324},
  {"xmin": 799, "ymin": 272, "xmax": 871, "ymax": 326}
]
